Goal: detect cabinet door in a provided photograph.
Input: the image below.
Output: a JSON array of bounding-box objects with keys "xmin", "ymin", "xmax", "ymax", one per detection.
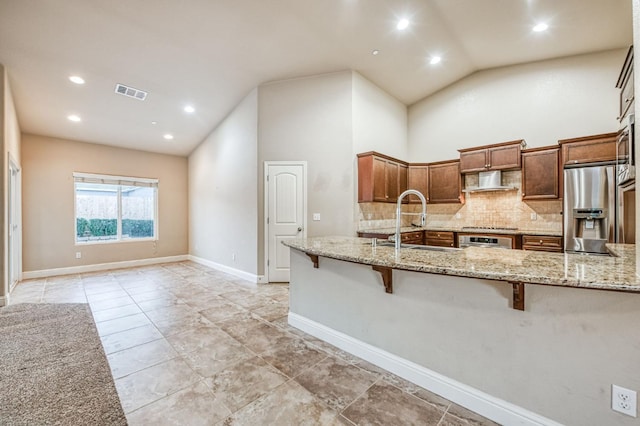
[
  {"xmin": 559, "ymin": 133, "xmax": 617, "ymax": 166},
  {"xmin": 357, "ymin": 152, "xmax": 409, "ymax": 203},
  {"xmin": 488, "ymin": 144, "xmax": 521, "ymax": 170},
  {"xmin": 401, "ymin": 231, "xmax": 424, "ymax": 244},
  {"xmin": 385, "ymin": 161, "xmax": 399, "ymax": 201},
  {"xmin": 522, "ymin": 235, "xmax": 563, "ymax": 252},
  {"xmin": 428, "ymin": 161, "xmax": 462, "ymax": 204},
  {"xmin": 398, "ymin": 163, "xmax": 408, "ymax": 202},
  {"xmin": 522, "ymin": 147, "xmax": 559, "ymax": 200},
  {"xmin": 372, "ymin": 157, "xmax": 387, "ymax": 202},
  {"xmin": 459, "ymin": 150, "xmax": 488, "ymax": 173},
  {"xmin": 425, "ymin": 231, "xmax": 455, "ymax": 247},
  {"xmin": 407, "ymin": 165, "xmax": 428, "ymax": 203}
]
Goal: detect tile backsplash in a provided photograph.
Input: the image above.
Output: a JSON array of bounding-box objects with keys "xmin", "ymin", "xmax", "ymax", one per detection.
[{"xmin": 357, "ymin": 170, "xmax": 563, "ymax": 234}]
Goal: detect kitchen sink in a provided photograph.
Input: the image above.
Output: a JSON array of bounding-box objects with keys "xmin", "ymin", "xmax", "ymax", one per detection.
[{"xmin": 376, "ymin": 241, "xmax": 461, "ymax": 252}]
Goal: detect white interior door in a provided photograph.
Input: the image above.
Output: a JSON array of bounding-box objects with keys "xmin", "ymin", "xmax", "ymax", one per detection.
[
  {"xmin": 266, "ymin": 162, "xmax": 306, "ymax": 282},
  {"xmin": 8, "ymin": 160, "xmax": 21, "ymax": 290}
]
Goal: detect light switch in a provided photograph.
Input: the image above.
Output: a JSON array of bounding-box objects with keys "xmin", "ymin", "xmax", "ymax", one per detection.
[{"xmin": 313, "ymin": 213, "xmax": 321, "ymax": 221}]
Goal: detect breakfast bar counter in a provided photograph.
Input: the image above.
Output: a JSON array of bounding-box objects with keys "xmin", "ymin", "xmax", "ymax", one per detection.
[
  {"xmin": 283, "ymin": 236, "xmax": 640, "ymax": 293},
  {"xmin": 283, "ymin": 236, "xmax": 640, "ymax": 425}
]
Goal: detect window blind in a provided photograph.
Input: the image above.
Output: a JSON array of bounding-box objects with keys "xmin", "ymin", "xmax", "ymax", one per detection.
[{"xmin": 73, "ymin": 172, "xmax": 158, "ymax": 188}]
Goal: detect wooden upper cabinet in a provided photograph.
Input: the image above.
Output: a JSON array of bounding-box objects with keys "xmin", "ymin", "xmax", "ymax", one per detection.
[
  {"xmin": 398, "ymin": 163, "xmax": 408, "ymax": 201},
  {"xmin": 357, "ymin": 152, "xmax": 408, "ymax": 203},
  {"xmin": 407, "ymin": 164, "xmax": 428, "ymax": 204},
  {"xmin": 459, "ymin": 140, "xmax": 524, "ymax": 173},
  {"xmin": 428, "ymin": 160, "xmax": 463, "ymax": 204},
  {"xmin": 558, "ymin": 133, "xmax": 618, "ymax": 166},
  {"xmin": 616, "ymin": 46, "xmax": 634, "ymax": 122},
  {"xmin": 521, "ymin": 146, "xmax": 560, "ymax": 200}
]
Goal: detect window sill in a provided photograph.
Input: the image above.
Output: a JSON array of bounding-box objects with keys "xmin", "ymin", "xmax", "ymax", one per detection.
[{"xmin": 75, "ymin": 237, "xmax": 157, "ymax": 246}]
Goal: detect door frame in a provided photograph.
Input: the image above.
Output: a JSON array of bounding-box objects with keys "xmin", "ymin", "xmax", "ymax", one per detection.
[
  {"xmin": 263, "ymin": 161, "xmax": 307, "ymax": 283},
  {"xmin": 7, "ymin": 156, "xmax": 21, "ymax": 292}
]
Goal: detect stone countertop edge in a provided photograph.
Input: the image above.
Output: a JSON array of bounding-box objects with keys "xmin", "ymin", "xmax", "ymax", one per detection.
[
  {"xmin": 357, "ymin": 227, "xmax": 562, "ymax": 237},
  {"xmin": 284, "ymin": 236, "xmax": 640, "ymax": 293}
]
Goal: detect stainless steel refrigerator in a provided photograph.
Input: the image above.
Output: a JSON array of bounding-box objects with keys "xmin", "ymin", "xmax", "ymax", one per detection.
[{"xmin": 564, "ymin": 164, "xmax": 616, "ymax": 254}]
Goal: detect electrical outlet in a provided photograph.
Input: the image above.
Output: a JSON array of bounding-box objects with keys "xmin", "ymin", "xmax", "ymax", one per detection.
[
  {"xmin": 530, "ymin": 212, "xmax": 537, "ymax": 221},
  {"xmin": 313, "ymin": 213, "xmax": 321, "ymax": 221},
  {"xmin": 75, "ymin": 252, "xmax": 81, "ymax": 259},
  {"xmin": 612, "ymin": 384, "xmax": 637, "ymax": 417}
]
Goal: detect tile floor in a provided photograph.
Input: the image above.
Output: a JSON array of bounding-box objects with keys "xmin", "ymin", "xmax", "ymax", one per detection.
[{"xmin": 10, "ymin": 261, "xmax": 498, "ymax": 426}]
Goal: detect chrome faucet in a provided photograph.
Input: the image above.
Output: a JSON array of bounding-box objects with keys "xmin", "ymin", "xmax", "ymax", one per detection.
[{"xmin": 394, "ymin": 189, "xmax": 427, "ymax": 253}]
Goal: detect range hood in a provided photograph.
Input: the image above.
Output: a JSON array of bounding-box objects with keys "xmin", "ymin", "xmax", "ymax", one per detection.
[{"xmin": 462, "ymin": 170, "xmax": 518, "ymax": 193}]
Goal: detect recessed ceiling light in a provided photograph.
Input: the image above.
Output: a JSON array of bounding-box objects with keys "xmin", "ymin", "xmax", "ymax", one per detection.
[
  {"xmin": 372, "ymin": 49, "xmax": 380, "ymax": 56},
  {"xmin": 151, "ymin": 121, "xmax": 157, "ymax": 125},
  {"xmin": 430, "ymin": 56, "xmax": 442, "ymax": 65},
  {"xmin": 397, "ymin": 19, "xmax": 409, "ymax": 31},
  {"xmin": 67, "ymin": 114, "xmax": 81, "ymax": 122},
  {"xmin": 184, "ymin": 105, "xmax": 195, "ymax": 113},
  {"xmin": 69, "ymin": 76, "xmax": 85, "ymax": 85},
  {"xmin": 163, "ymin": 134, "xmax": 174, "ymax": 140},
  {"xmin": 533, "ymin": 23, "xmax": 548, "ymax": 32}
]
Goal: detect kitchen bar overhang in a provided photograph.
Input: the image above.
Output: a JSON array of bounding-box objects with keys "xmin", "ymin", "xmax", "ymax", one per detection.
[{"xmin": 284, "ymin": 236, "xmax": 640, "ymax": 311}]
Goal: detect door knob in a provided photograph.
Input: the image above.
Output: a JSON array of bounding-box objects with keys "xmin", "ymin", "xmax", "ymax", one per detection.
[{"xmin": 297, "ymin": 227, "xmax": 303, "ymax": 232}]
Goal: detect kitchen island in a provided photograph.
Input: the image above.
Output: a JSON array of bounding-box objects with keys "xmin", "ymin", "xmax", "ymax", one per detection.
[{"xmin": 283, "ymin": 237, "xmax": 640, "ymax": 426}]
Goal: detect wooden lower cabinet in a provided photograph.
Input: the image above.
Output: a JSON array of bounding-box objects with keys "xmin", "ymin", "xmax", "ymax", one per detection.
[
  {"xmin": 522, "ymin": 235, "xmax": 563, "ymax": 252},
  {"xmin": 401, "ymin": 231, "xmax": 424, "ymax": 245},
  {"xmin": 356, "ymin": 230, "xmax": 424, "ymax": 245},
  {"xmin": 424, "ymin": 231, "xmax": 455, "ymax": 247}
]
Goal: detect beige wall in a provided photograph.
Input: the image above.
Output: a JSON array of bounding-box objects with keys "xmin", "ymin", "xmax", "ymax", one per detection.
[
  {"xmin": 188, "ymin": 89, "xmax": 258, "ymax": 275},
  {"xmin": 352, "ymin": 72, "xmax": 408, "ymax": 159},
  {"xmin": 257, "ymin": 71, "xmax": 356, "ymax": 275},
  {"xmin": 291, "ymin": 251, "xmax": 640, "ymax": 426},
  {"xmin": 22, "ymin": 134, "xmax": 188, "ymax": 272},
  {"xmin": 409, "ymin": 49, "xmax": 625, "ymax": 162}
]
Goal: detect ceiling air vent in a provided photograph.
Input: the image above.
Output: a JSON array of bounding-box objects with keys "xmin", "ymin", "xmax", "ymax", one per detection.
[{"xmin": 114, "ymin": 83, "xmax": 147, "ymax": 101}]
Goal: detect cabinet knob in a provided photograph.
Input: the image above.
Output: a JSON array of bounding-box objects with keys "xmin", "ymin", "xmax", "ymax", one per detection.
[
  {"xmin": 522, "ymin": 193, "xmax": 525, "ymax": 196},
  {"xmin": 539, "ymin": 240, "xmax": 543, "ymax": 244},
  {"xmin": 625, "ymin": 98, "xmax": 631, "ymax": 103}
]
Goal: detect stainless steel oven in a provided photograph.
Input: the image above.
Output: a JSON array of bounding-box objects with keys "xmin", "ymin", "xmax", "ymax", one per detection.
[
  {"xmin": 458, "ymin": 234, "xmax": 514, "ymax": 249},
  {"xmin": 617, "ymin": 113, "xmax": 635, "ymax": 185}
]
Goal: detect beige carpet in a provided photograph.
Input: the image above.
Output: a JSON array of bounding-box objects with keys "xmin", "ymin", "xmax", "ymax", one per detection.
[{"xmin": 0, "ymin": 303, "xmax": 127, "ymax": 425}]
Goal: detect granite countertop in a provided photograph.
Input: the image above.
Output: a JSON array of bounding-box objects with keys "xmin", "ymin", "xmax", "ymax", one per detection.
[
  {"xmin": 357, "ymin": 227, "xmax": 562, "ymax": 237},
  {"xmin": 284, "ymin": 236, "xmax": 640, "ymax": 293}
]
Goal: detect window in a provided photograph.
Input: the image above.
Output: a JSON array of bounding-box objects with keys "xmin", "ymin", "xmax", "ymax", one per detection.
[{"xmin": 74, "ymin": 173, "xmax": 158, "ymax": 243}]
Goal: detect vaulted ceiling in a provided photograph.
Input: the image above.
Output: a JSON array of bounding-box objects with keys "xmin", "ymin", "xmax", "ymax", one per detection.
[{"xmin": 0, "ymin": 0, "xmax": 632, "ymax": 155}]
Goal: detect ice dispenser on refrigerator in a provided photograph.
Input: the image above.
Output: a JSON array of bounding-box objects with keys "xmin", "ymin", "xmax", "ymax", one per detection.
[{"xmin": 564, "ymin": 164, "xmax": 616, "ymax": 254}]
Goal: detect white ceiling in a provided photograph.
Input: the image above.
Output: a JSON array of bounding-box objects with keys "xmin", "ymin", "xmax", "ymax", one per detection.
[{"xmin": 0, "ymin": 0, "xmax": 633, "ymax": 156}]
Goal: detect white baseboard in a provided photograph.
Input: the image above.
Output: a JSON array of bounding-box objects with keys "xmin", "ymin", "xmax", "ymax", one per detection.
[
  {"xmin": 0, "ymin": 295, "xmax": 7, "ymax": 307},
  {"xmin": 288, "ymin": 312, "xmax": 562, "ymax": 426},
  {"xmin": 22, "ymin": 255, "xmax": 189, "ymax": 280},
  {"xmin": 188, "ymin": 255, "xmax": 264, "ymax": 284}
]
